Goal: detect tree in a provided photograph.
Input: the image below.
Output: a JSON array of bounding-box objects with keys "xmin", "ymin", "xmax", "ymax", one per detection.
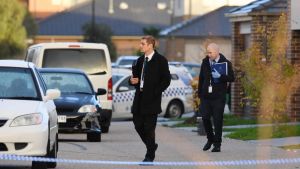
[
  {"xmin": 82, "ymin": 23, "xmax": 117, "ymax": 61},
  {"xmin": 240, "ymin": 14, "xmax": 298, "ymax": 122},
  {"xmin": 0, "ymin": 0, "xmax": 27, "ymax": 59},
  {"xmin": 23, "ymin": 10, "xmax": 38, "ymax": 38}
]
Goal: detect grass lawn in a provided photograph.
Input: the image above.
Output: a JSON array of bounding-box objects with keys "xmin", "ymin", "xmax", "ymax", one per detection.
[
  {"xmin": 225, "ymin": 125, "xmax": 300, "ymax": 140},
  {"xmin": 280, "ymin": 144, "xmax": 300, "ymax": 150},
  {"xmin": 173, "ymin": 114, "xmax": 268, "ymax": 127}
]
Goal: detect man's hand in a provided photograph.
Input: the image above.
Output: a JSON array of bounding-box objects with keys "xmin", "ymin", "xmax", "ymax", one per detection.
[
  {"xmin": 130, "ymin": 76, "xmax": 139, "ymax": 84},
  {"xmin": 212, "ymin": 69, "xmax": 221, "ymax": 78}
]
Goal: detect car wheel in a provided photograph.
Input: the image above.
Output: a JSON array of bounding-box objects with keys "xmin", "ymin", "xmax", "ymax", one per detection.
[
  {"xmin": 47, "ymin": 134, "xmax": 58, "ymax": 168},
  {"xmin": 101, "ymin": 125, "xmax": 109, "ymax": 133},
  {"xmin": 87, "ymin": 131, "xmax": 101, "ymax": 142},
  {"xmin": 166, "ymin": 100, "xmax": 183, "ymax": 118}
]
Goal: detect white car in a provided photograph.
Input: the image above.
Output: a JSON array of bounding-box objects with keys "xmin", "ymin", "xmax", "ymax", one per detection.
[
  {"xmin": 0, "ymin": 60, "xmax": 60, "ymax": 169},
  {"xmin": 112, "ymin": 66, "xmax": 193, "ymax": 119},
  {"xmin": 115, "ymin": 55, "xmax": 138, "ymax": 66}
]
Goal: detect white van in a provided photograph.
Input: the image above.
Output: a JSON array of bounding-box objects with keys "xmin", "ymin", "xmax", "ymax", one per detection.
[
  {"xmin": 112, "ymin": 65, "xmax": 193, "ymax": 119},
  {"xmin": 25, "ymin": 42, "xmax": 113, "ymax": 132}
]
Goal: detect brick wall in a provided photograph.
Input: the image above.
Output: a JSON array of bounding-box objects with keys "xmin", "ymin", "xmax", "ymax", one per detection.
[
  {"xmin": 288, "ymin": 0, "xmax": 300, "ymax": 121},
  {"xmin": 231, "ymin": 15, "xmax": 281, "ymax": 117},
  {"xmin": 231, "ymin": 22, "xmax": 244, "ymax": 116}
]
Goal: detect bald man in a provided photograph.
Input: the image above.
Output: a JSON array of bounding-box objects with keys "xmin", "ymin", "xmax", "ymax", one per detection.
[{"xmin": 198, "ymin": 43, "xmax": 234, "ymax": 152}]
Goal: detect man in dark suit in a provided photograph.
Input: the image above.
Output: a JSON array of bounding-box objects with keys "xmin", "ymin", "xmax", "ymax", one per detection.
[
  {"xmin": 129, "ymin": 35, "xmax": 171, "ymax": 162},
  {"xmin": 198, "ymin": 43, "xmax": 234, "ymax": 152}
]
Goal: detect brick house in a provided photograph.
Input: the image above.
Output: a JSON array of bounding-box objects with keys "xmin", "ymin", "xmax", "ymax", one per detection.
[
  {"xmin": 227, "ymin": 0, "xmax": 300, "ymax": 120},
  {"xmin": 34, "ymin": 0, "xmax": 172, "ymax": 59},
  {"xmin": 160, "ymin": 6, "xmax": 236, "ymax": 63},
  {"xmin": 19, "ymin": 0, "xmax": 88, "ymax": 20}
]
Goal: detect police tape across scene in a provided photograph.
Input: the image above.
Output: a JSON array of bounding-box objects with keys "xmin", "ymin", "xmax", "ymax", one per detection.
[{"xmin": 1, "ymin": 154, "xmax": 300, "ymax": 166}]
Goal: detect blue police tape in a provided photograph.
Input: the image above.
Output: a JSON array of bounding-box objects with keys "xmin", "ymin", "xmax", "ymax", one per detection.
[{"xmin": 0, "ymin": 154, "xmax": 300, "ymax": 166}]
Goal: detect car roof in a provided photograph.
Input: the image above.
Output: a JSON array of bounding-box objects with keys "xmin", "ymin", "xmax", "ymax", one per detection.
[
  {"xmin": 38, "ymin": 68, "xmax": 86, "ymax": 74},
  {"xmin": 29, "ymin": 42, "xmax": 108, "ymax": 49},
  {"xmin": 117, "ymin": 56, "xmax": 139, "ymax": 59},
  {"xmin": 112, "ymin": 68, "xmax": 132, "ymax": 75},
  {"xmin": 0, "ymin": 60, "xmax": 34, "ymax": 68},
  {"xmin": 169, "ymin": 61, "xmax": 201, "ymax": 67},
  {"xmin": 182, "ymin": 62, "xmax": 201, "ymax": 67},
  {"xmin": 112, "ymin": 65, "xmax": 188, "ymax": 75}
]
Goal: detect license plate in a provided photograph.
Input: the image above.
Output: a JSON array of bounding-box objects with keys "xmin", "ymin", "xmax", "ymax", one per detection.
[{"xmin": 58, "ymin": 116, "xmax": 67, "ymax": 123}]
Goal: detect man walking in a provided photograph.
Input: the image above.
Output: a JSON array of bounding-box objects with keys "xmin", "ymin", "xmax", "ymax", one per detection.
[
  {"xmin": 198, "ymin": 43, "xmax": 234, "ymax": 152},
  {"xmin": 129, "ymin": 35, "xmax": 171, "ymax": 162}
]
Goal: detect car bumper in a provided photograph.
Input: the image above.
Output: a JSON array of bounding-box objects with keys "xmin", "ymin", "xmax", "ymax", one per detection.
[{"xmin": 0, "ymin": 124, "xmax": 48, "ymax": 156}]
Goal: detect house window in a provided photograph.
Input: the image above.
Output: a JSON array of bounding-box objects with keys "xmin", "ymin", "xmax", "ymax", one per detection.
[
  {"xmin": 157, "ymin": 2, "xmax": 167, "ymax": 10},
  {"xmin": 291, "ymin": 0, "xmax": 300, "ymax": 30},
  {"xmin": 240, "ymin": 22, "xmax": 251, "ymax": 50},
  {"xmin": 243, "ymin": 34, "xmax": 251, "ymax": 51}
]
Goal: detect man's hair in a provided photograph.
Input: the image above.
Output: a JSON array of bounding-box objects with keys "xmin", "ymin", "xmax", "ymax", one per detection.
[
  {"xmin": 141, "ymin": 35, "xmax": 156, "ymax": 48},
  {"xmin": 207, "ymin": 43, "xmax": 219, "ymax": 53}
]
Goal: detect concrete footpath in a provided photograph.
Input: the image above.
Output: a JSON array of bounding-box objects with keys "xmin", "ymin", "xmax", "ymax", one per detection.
[{"xmin": 158, "ymin": 115, "xmax": 300, "ymax": 148}]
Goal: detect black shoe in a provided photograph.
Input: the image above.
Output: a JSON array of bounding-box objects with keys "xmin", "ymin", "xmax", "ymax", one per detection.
[
  {"xmin": 154, "ymin": 143, "xmax": 158, "ymax": 151},
  {"xmin": 144, "ymin": 143, "xmax": 158, "ymax": 161},
  {"xmin": 211, "ymin": 146, "xmax": 221, "ymax": 152},
  {"xmin": 142, "ymin": 157, "xmax": 153, "ymax": 162},
  {"xmin": 139, "ymin": 157, "xmax": 154, "ymax": 166},
  {"xmin": 203, "ymin": 142, "xmax": 213, "ymax": 151}
]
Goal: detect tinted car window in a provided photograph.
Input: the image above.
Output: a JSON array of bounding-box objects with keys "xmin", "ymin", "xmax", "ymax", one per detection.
[
  {"xmin": 177, "ymin": 71, "xmax": 192, "ymax": 86},
  {"xmin": 112, "ymin": 75, "xmax": 123, "ymax": 84},
  {"xmin": 0, "ymin": 68, "xmax": 39, "ymax": 99},
  {"xmin": 171, "ymin": 74, "xmax": 179, "ymax": 80},
  {"xmin": 117, "ymin": 76, "xmax": 135, "ymax": 92},
  {"xmin": 184, "ymin": 65, "xmax": 200, "ymax": 78},
  {"xmin": 41, "ymin": 72, "xmax": 93, "ymax": 94},
  {"xmin": 42, "ymin": 49, "xmax": 107, "ymax": 75}
]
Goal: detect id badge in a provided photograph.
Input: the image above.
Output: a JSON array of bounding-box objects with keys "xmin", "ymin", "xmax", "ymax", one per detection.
[
  {"xmin": 140, "ymin": 80, "xmax": 144, "ymax": 88},
  {"xmin": 208, "ymin": 86, "xmax": 212, "ymax": 93}
]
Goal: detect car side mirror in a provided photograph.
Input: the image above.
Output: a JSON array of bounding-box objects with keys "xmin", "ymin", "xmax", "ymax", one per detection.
[
  {"xmin": 45, "ymin": 89, "xmax": 61, "ymax": 101},
  {"xmin": 97, "ymin": 88, "xmax": 107, "ymax": 95},
  {"xmin": 118, "ymin": 86, "xmax": 129, "ymax": 92}
]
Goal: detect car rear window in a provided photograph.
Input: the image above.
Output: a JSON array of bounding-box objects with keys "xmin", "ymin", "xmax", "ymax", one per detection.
[
  {"xmin": 42, "ymin": 49, "xmax": 107, "ymax": 75},
  {"xmin": 41, "ymin": 72, "xmax": 93, "ymax": 94}
]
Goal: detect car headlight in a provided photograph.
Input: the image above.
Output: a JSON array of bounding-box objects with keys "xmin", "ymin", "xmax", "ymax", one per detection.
[
  {"xmin": 10, "ymin": 113, "xmax": 43, "ymax": 127},
  {"xmin": 78, "ymin": 105, "xmax": 97, "ymax": 113}
]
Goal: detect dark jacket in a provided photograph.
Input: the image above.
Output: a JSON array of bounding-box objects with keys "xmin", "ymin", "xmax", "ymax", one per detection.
[
  {"xmin": 198, "ymin": 54, "xmax": 234, "ymax": 99},
  {"xmin": 130, "ymin": 51, "xmax": 171, "ymax": 115}
]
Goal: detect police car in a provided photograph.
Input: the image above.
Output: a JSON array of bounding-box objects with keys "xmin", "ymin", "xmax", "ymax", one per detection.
[{"xmin": 112, "ymin": 65, "xmax": 193, "ymax": 119}]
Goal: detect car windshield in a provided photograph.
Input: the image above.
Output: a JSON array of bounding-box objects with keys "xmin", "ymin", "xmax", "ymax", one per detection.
[
  {"xmin": 41, "ymin": 72, "xmax": 93, "ymax": 94},
  {"xmin": 118, "ymin": 59, "xmax": 136, "ymax": 66},
  {"xmin": 0, "ymin": 68, "xmax": 39, "ymax": 100},
  {"xmin": 42, "ymin": 49, "xmax": 107, "ymax": 75}
]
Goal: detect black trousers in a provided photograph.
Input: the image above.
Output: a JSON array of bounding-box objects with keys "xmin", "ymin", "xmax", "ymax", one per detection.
[
  {"xmin": 133, "ymin": 112, "xmax": 157, "ymax": 157},
  {"xmin": 201, "ymin": 97, "xmax": 226, "ymax": 146}
]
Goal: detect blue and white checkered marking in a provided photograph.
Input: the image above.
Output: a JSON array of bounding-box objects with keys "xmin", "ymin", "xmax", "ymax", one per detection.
[
  {"xmin": 113, "ymin": 86, "xmax": 192, "ymax": 104},
  {"xmin": 113, "ymin": 91, "xmax": 134, "ymax": 103}
]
